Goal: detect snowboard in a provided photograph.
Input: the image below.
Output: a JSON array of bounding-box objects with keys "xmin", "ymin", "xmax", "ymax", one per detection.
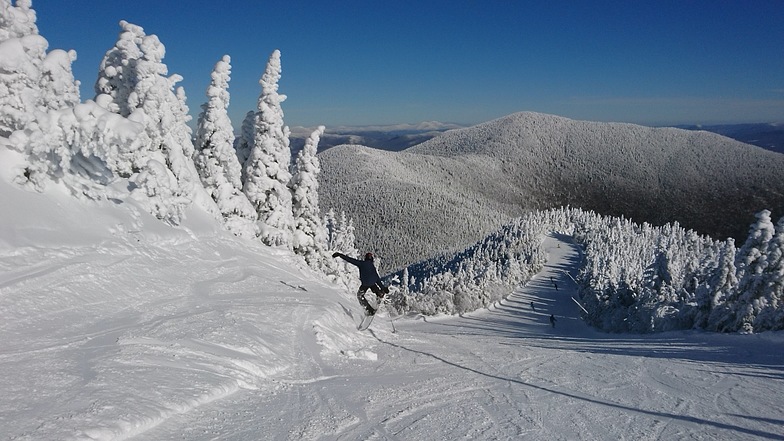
[
  {"xmin": 357, "ymin": 312, "xmax": 376, "ymax": 331},
  {"xmin": 357, "ymin": 294, "xmax": 387, "ymax": 331}
]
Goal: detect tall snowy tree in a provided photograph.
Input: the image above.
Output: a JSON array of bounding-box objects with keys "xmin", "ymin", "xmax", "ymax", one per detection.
[
  {"xmin": 701, "ymin": 238, "xmax": 739, "ymax": 331},
  {"xmin": 733, "ymin": 210, "xmax": 775, "ymax": 332},
  {"xmin": 0, "ymin": 0, "xmax": 79, "ymax": 138},
  {"xmin": 326, "ymin": 209, "xmax": 359, "ymax": 257},
  {"xmin": 324, "ymin": 208, "xmax": 360, "ymax": 288},
  {"xmin": 1, "ymin": 0, "xmax": 85, "ymax": 190},
  {"xmin": 242, "ymin": 49, "xmax": 294, "ymax": 247},
  {"xmin": 751, "ymin": 216, "xmax": 784, "ymax": 330},
  {"xmin": 194, "ymin": 55, "xmax": 258, "ymax": 239},
  {"xmin": 290, "ymin": 126, "xmax": 327, "ymax": 265},
  {"xmin": 94, "ymin": 20, "xmax": 211, "ymax": 225},
  {"xmin": 234, "ymin": 110, "xmax": 254, "ymax": 178}
]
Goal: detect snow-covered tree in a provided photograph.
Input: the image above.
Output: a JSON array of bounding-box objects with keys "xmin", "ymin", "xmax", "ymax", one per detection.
[
  {"xmin": 290, "ymin": 125, "xmax": 327, "ymax": 265},
  {"xmin": 0, "ymin": 0, "xmax": 97, "ymax": 192},
  {"xmin": 326, "ymin": 209, "xmax": 359, "ymax": 256},
  {"xmin": 234, "ymin": 110, "xmax": 254, "ymax": 176},
  {"xmin": 324, "ymin": 208, "xmax": 360, "ymax": 288},
  {"xmin": 39, "ymin": 48, "xmax": 80, "ymax": 110},
  {"xmin": 0, "ymin": 0, "xmax": 79, "ymax": 138},
  {"xmin": 732, "ymin": 210, "xmax": 775, "ymax": 332},
  {"xmin": 242, "ymin": 49, "xmax": 294, "ymax": 246},
  {"xmin": 0, "ymin": 0, "xmax": 36, "ymax": 41},
  {"xmin": 698, "ymin": 238, "xmax": 738, "ymax": 330},
  {"xmin": 95, "ymin": 20, "xmax": 210, "ymax": 225},
  {"xmin": 7, "ymin": 97, "xmax": 149, "ymax": 196},
  {"xmin": 755, "ymin": 216, "xmax": 784, "ymax": 330},
  {"xmin": 194, "ymin": 55, "xmax": 258, "ymax": 238}
]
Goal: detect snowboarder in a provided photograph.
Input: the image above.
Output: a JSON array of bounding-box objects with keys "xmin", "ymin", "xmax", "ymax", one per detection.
[
  {"xmin": 550, "ymin": 314, "xmax": 557, "ymax": 328},
  {"xmin": 530, "ymin": 301, "xmax": 536, "ymax": 312},
  {"xmin": 332, "ymin": 252, "xmax": 389, "ymax": 315}
]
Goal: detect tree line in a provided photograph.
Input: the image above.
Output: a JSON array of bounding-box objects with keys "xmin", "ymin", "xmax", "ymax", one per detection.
[{"xmin": 389, "ymin": 207, "xmax": 784, "ymax": 333}]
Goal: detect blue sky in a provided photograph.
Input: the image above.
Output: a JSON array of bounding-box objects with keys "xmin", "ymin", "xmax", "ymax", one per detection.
[{"xmin": 33, "ymin": 0, "xmax": 784, "ymax": 129}]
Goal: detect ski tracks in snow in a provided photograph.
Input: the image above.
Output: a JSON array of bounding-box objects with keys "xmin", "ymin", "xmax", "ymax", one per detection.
[
  {"xmin": 20, "ymin": 233, "xmax": 781, "ymax": 440},
  {"xmin": 253, "ymin": 233, "xmax": 784, "ymax": 441}
]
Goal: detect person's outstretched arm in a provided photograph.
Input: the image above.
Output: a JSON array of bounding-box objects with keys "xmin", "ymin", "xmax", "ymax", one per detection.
[{"xmin": 332, "ymin": 252, "xmax": 362, "ymax": 266}]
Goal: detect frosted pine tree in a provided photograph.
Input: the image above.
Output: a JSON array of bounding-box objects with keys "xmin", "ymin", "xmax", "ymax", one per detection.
[
  {"xmin": 242, "ymin": 50, "xmax": 294, "ymax": 247},
  {"xmin": 750, "ymin": 215, "xmax": 784, "ymax": 330},
  {"xmin": 733, "ymin": 210, "xmax": 775, "ymax": 332},
  {"xmin": 95, "ymin": 20, "xmax": 209, "ymax": 225},
  {"xmin": 290, "ymin": 126, "xmax": 328, "ymax": 266},
  {"xmin": 1, "ymin": 0, "xmax": 79, "ymax": 137},
  {"xmin": 194, "ymin": 55, "xmax": 258, "ymax": 239},
  {"xmin": 325, "ymin": 209, "xmax": 360, "ymax": 288},
  {"xmin": 1, "ymin": 0, "xmax": 84, "ymax": 190},
  {"xmin": 701, "ymin": 239, "xmax": 739, "ymax": 330},
  {"xmin": 0, "ymin": 0, "xmax": 36, "ymax": 41},
  {"xmin": 328, "ymin": 210, "xmax": 359, "ymax": 256},
  {"xmin": 234, "ymin": 110, "xmax": 255, "ymax": 178}
]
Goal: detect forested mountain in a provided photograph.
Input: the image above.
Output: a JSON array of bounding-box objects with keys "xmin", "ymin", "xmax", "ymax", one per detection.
[{"xmin": 318, "ymin": 112, "xmax": 784, "ymax": 272}]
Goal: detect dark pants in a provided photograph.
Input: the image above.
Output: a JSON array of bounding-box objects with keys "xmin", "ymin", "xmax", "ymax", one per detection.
[{"xmin": 357, "ymin": 283, "xmax": 386, "ymax": 313}]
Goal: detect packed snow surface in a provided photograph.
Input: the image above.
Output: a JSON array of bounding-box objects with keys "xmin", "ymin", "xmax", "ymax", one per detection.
[{"xmin": 1, "ymin": 177, "xmax": 782, "ymax": 440}]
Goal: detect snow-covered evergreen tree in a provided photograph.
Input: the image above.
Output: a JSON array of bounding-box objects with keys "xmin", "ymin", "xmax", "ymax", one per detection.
[
  {"xmin": 324, "ymin": 209, "xmax": 360, "ymax": 288},
  {"xmin": 698, "ymin": 238, "xmax": 738, "ymax": 330},
  {"xmin": 95, "ymin": 20, "xmax": 210, "ymax": 225},
  {"xmin": 194, "ymin": 55, "xmax": 257, "ymax": 238},
  {"xmin": 290, "ymin": 125, "xmax": 328, "ymax": 266},
  {"xmin": 327, "ymin": 210, "xmax": 359, "ymax": 257},
  {"xmin": 0, "ymin": 0, "xmax": 36, "ymax": 41},
  {"xmin": 732, "ymin": 210, "xmax": 775, "ymax": 332},
  {"xmin": 242, "ymin": 49, "xmax": 294, "ymax": 246},
  {"xmin": 0, "ymin": 0, "xmax": 105, "ymax": 193},
  {"xmin": 755, "ymin": 216, "xmax": 784, "ymax": 330},
  {"xmin": 234, "ymin": 110, "xmax": 254, "ymax": 177},
  {"xmin": 0, "ymin": 0, "xmax": 79, "ymax": 139}
]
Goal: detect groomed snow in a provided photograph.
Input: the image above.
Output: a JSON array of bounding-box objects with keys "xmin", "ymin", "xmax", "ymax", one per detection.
[{"xmin": 1, "ymin": 172, "xmax": 781, "ymax": 440}]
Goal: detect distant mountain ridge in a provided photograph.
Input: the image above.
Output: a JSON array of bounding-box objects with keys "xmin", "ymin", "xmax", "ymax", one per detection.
[
  {"xmin": 290, "ymin": 121, "xmax": 465, "ymax": 152},
  {"xmin": 291, "ymin": 120, "xmax": 784, "ymax": 156},
  {"xmin": 318, "ymin": 112, "xmax": 784, "ymax": 272},
  {"xmin": 675, "ymin": 123, "xmax": 784, "ymax": 154}
]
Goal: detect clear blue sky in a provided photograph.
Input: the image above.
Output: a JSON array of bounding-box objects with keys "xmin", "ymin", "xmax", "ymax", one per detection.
[{"xmin": 33, "ymin": 0, "xmax": 784, "ymax": 129}]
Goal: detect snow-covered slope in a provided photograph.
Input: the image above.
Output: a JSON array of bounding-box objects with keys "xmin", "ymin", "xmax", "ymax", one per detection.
[
  {"xmin": 0, "ymin": 155, "xmax": 378, "ymax": 439},
  {"xmin": 3, "ymin": 180, "xmax": 782, "ymax": 440},
  {"xmin": 319, "ymin": 112, "xmax": 784, "ymax": 271}
]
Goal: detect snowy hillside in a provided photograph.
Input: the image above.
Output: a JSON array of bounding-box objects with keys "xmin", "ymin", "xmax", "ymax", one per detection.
[
  {"xmin": 319, "ymin": 112, "xmax": 784, "ymax": 271},
  {"xmin": 2, "ymin": 178, "xmax": 782, "ymax": 439},
  {"xmin": 0, "ymin": 158, "xmax": 379, "ymax": 439}
]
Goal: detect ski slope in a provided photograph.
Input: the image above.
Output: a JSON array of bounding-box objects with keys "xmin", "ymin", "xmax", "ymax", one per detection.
[
  {"xmin": 138, "ymin": 235, "xmax": 784, "ymax": 440},
  {"xmin": 1, "ymin": 175, "xmax": 782, "ymax": 440}
]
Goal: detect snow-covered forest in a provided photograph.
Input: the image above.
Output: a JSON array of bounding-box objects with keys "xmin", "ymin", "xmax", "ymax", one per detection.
[
  {"xmin": 0, "ymin": 1, "xmax": 359, "ymax": 288},
  {"xmin": 2, "ymin": 0, "xmax": 783, "ymax": 335},
  {"xmin": 388, "ymin": 207, "xmax": 784, "ymax": 333}
]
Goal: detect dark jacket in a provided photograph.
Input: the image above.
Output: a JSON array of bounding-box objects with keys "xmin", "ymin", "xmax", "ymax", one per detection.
[{"xmin": 336, "ymin": 254, "xmax": 382, "ymax": 286}]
